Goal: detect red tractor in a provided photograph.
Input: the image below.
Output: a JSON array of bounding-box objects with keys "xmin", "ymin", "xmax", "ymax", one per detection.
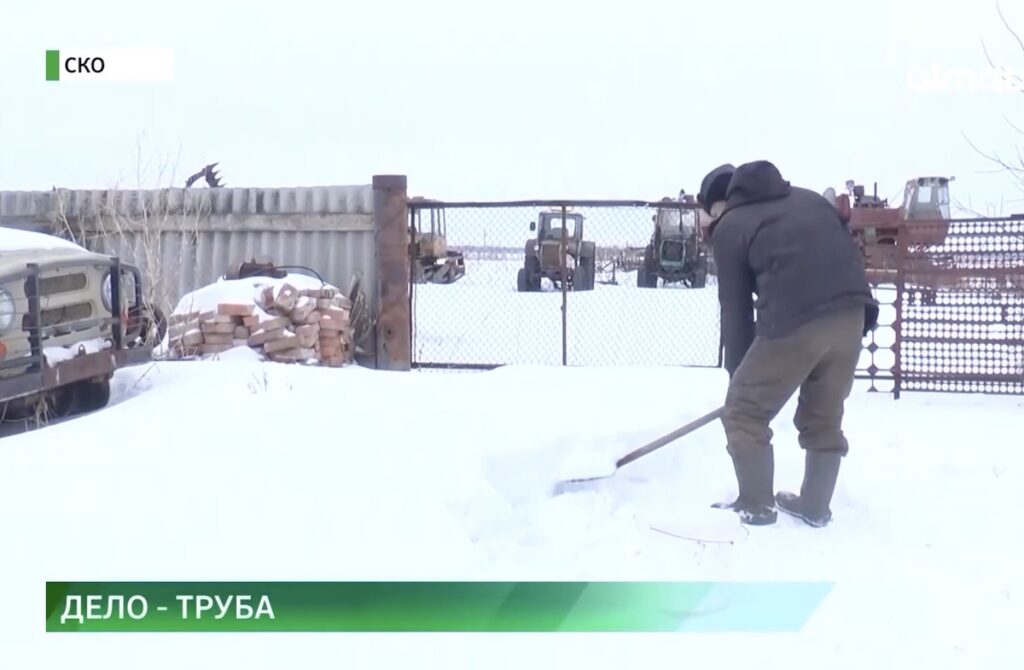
[{"xmin": 826, "ymin": 176, "xmax": 953, "ymax": 286}]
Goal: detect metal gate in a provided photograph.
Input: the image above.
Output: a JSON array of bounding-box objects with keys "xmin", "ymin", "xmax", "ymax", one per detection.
[{"xmin": 407, "ymin": 198, "xmax": 723, "ymax": 370}]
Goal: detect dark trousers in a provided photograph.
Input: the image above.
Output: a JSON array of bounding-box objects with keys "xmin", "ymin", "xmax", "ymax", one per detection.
[{"xmin": 722, "ymin": 305, "xmax": 865, "ymax": 459}]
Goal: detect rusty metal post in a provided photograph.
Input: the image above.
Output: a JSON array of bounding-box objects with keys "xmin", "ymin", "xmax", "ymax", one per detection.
[
  {"xmin": 372, "ymin": 175, "xmax": 411, "ymax": 371},
  {"xmin": 893, "ymin": 222, "xmax": 905, "ymax": 400},
  {"xmin": 560, "ymin": 205, "xmax": 568, "ymax": 366}
]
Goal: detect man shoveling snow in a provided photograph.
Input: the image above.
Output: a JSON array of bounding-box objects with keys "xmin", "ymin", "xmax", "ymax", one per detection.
[{"xmin": 697, "ymin": 160, "xmax": 880, "ymax": 528}]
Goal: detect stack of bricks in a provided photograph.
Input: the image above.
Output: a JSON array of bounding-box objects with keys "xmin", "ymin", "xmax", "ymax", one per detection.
[
  {"xmin": 167, "ymin": 304, "xmax": 257, "ymax": 358},
  {"xmin": 168, "ymin": 282, "xmax": 354, "ymax": 366}
]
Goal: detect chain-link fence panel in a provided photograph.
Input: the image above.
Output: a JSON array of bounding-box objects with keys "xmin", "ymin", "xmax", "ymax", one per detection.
[
  {"xmin": 408, "ymin": 199, "xmax": 722, "ymax": 369},
  {"xmin": 558, "ymin": 202, "xmax": 721, "ymax": 367},
  {"xmin": 409, "ymin": 200, "xmax": 568, "ymax": 368}
]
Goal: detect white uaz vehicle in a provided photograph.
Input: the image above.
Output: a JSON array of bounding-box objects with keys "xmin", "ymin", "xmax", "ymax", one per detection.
[{"xmin": 0, "ymin": 227, "xmax": 153, "ymax": 421}]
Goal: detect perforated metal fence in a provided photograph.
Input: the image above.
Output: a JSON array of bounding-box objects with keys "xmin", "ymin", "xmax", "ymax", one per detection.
[
  {"xmin": 407, "ymin": 199, "xmax": 722, "ymax": 369},
  {"xmin": 896, "ymin": 217, "xmax": 1024, "ymax": 395}
]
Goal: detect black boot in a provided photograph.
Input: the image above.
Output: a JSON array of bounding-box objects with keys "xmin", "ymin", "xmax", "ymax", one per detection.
[
  {"xmin": 776, "ymin": 450, "xmax": 842, "ymax": 528},
  {"xmin": 711, "ymin": 447, "xmax": 777, "ymax": 525}
]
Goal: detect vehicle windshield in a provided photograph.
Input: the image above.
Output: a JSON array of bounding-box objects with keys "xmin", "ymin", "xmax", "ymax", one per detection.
[
  {"xmin": 544, "ymin": 214, "xmax": 580, "ymax": 239},
  {"xmin": 657, "ymin": 208, "xmax": 696, "ymax": 235},
  {"xmin": 909, "ymin": 182, "xmax": 951, "ymax": 220}
]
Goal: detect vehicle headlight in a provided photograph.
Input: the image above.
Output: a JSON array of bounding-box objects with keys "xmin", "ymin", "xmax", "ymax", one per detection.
[
  {"xmin": 101, "ymin": 272, "xmax": 112, "ymax": 311},
  {"xmin": 0, "ymin": 289, "xmax": 15, "ymax": 332},
  {"xmin": 101, "ymin": 270, "xmax": 138, "ymax": 311}
]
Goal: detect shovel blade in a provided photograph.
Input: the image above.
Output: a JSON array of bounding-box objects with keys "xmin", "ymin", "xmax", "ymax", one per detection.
[{"xmin": 551, "ymin": 470, "xmax": 617, "ymax": 496}]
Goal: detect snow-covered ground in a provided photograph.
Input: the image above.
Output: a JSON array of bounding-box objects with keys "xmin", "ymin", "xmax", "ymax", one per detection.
[
  {"xmin": 1, "ymin": 350, "xmax": 1022, "ymax": 668},
  {"xmin": 412, "ymin": 258, "xmax": 899, "ymax": 375}
]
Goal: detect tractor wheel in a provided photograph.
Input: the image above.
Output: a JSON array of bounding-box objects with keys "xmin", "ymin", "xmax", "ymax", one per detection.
[
  {"xmin": 525, "ymin": 255, "xmax": 542, "ymax": 291},
  {"xmin": 637, "ymin": 265, "xmax": 649, "ymax": 288},
  {"xmin": 638, "ymin": 245, "xmax": 657, "ymax": 288},
  {"xmin": 517, "ymin": 268, "xmax": 530, "ymax": 292},
  {"xmin": 575, "ymin": 244, "xmax": 596, "ymax": 291},
  {"xmin": 690, "ymin": 256, "xmax": 708, "ymax": 289},
  {"xmin": 573, "ymin": 262, "xmax": 592, "ymax": 292}
]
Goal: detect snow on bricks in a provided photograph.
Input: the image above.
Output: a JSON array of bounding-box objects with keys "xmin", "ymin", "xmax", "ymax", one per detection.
[{"xmin": 169, "ymin": 283, "xmax": 355, "ymax": 366}]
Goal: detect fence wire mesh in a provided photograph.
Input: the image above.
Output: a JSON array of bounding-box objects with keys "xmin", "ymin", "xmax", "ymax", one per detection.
[
  {"xmin": 408, "ymin": 199, "xmax": 722, "ymax": 369},
  {"xmin": 897, "ymin": 218, "xmax": 1024, "ymax": 394}
]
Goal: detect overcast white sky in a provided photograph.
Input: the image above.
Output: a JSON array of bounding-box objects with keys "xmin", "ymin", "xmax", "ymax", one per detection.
[{"xmin": 2, "ymin": 0, "xmax": 1023, "ymax": 214}]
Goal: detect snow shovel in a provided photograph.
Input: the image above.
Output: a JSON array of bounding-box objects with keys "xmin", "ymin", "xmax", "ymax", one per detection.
[{"xmin": 552, "ymin": 406, "xmax": 725, "ymax": 496}]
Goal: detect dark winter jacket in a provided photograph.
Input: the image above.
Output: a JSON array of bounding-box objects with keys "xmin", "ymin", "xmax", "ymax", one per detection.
[{"xmin": 709, "ymin": 160, "xmax": 880, "ymax": 376}]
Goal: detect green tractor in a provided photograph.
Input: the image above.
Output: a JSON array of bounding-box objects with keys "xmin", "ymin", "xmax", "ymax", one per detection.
[
  {"xmin": 636, "ymin": 197, "xmax": 708, "ymax": 289},
  {"xmin": 517, "ymin": 209, "xmax": 596, "ymax": 292}
]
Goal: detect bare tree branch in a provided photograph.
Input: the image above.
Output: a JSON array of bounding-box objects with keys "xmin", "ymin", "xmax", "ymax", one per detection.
[{"xmin": 997, "ymin": 1, "xmax": 1024, "ymax": 54}]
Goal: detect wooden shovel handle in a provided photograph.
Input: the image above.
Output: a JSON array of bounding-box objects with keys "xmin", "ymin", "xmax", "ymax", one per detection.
[{"xmin": 615, "ymin": 406, "xmax": 725, "ymax": 469}]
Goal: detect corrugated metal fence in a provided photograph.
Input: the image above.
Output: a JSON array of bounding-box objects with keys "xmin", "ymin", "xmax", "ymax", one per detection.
[{"xmin": 0, "ymin": 176, "xmax": 415, "ymax": 370}]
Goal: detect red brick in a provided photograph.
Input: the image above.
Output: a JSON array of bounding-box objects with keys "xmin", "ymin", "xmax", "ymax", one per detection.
[
  {"xmin": 247, "ymin": 327, "xmax": 288, "ymax": 347},
  {"xmin": 201, "ymin": 321, "xmax": 237, "ymax": 334},
  {"xmin": 263, "ymin": 334, "xmax": 302, "ymax": 354},
  {"xmin": 254, "ymin": 316, "xmax": 291, "ymax": 332},
  {"xmin": 202, "ymin": 332, "xmax": 234, "ymax": 345},
  {"xmin": 256, "ymin": 286, "xmax": 275, "ymax": 310},
  {"xmin": 291, "ymin": 296, "xmax": 317, "ymax": 323},
  {"xmin": 272, "ymin": 283, "xmax": 299, "ymax": 313},
  {"xmin": 295, "ymin": 324, "xmax": 319, "ymax": 348},
  {"xmin": 171, "ymin": 329, "xmax": 204, "ymax": 347},
  {"xmin": 218, "ymin": 303, "xmax": 255, "ymax": 317}
]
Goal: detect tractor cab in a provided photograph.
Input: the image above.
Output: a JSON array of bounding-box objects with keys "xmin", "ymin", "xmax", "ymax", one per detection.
[
  {"xmin": 903, "ymin": 176, "xmax": 952, "ymax": 221},
  {"xmin": 531, "ymin": 210, "xmax": 585, "ymax": 267},
  {"xmin": 408, "ymin": 196, "xmax": 466, "ymax": 284},
  {"xmin": 829, "ymin": 175, "xmax": 954, "ymax": 283},
  {"xmin": 652, "ymin": 198, "xmax": 699, "ymax": 268},
  {"xmin": 410, "ymin": 197, "xmax": 448, "ymax": 258},
  {"xmin": 636, "ymin": 196, "xmax": 708, "ymax": 288},
  {"xmin": 518, "ymin": 209, "xmax": 596, "ymax": 292}
]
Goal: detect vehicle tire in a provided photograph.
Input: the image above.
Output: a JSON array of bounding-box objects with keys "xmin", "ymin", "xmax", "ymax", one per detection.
[
  {"xmin": 690, "ymin": 256, "xmax": 708, "ymax": 288},
  {"xmin": 45, "ymin": 386, "xmax": 77, "ymax": 420},
  {"xmin": 637, "ymin": 265, "xmax": 648, "ymax": 288},
  {"xmin": 74, "ymin": 379, "xmax": 112, "ymax": 414},
  {"xmin": 573, "ymin": 266, "xmax": 588, "ymax": 292},
  {"xmin": 525, "ymin": 255, "xmax": 542, "ymax": 291},
  {"xmin": 583, "ymin": 255, "xmax": 597, "ymax": 290},
  {"xmin": 517, "ymin": 267, "xmax": 530, "ymax": 292},
  {"xmin": 639, "ymin": 245, "xmax": 657, "ymax": 288}
]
